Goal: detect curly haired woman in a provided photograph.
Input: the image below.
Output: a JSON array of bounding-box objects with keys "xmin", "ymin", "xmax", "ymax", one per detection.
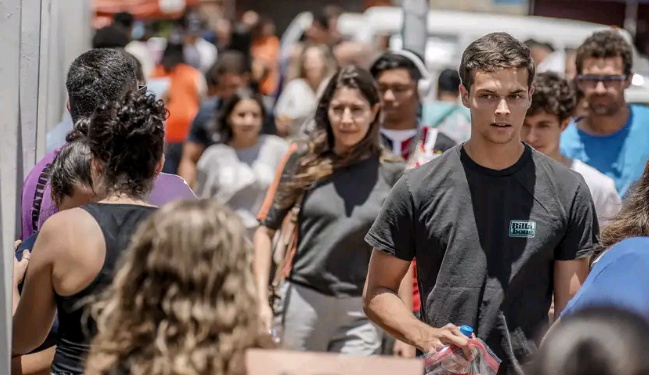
[{"xmin": 85, "ymin": 200, "xmax": 272, "ymax": 375}]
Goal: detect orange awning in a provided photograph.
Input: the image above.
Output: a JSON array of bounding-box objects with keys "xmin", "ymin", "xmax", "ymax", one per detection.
[{"xmin": 94, "ymin": 0, "xmax": 199, "ymax": 20}]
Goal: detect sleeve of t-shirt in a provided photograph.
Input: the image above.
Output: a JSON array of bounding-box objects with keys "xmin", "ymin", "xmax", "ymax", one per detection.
[
  {"xmin": 256, "ymin": 142, "xmax": 304, "ymax": 230},
  {"xmin": 186, "ymin": 102, "xmax": 216, "ymax": 147},
  {"xmin": 365, "ymin": 173, "xmax": 416, "ymax": 261},
  {"xmin": 555, "ymin": 181, "xmax": 600, "ymax": 260}
]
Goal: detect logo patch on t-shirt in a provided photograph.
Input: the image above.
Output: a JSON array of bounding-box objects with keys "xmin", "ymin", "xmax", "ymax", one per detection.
[{"xmin": 509, "ymin": 220, "xmax": 536, "ymax": 238}]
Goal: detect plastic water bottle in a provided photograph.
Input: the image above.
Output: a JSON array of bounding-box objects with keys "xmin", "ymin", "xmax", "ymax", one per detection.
[{"xmin": 424, "ymin": 325, "xmax": 475, "ymax": 375}]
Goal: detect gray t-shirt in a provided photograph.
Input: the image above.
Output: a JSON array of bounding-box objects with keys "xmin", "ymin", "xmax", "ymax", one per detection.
[
  {"xmin": 196, "ymin": 135, "xmax": 289, "ymax": 235},
  {"xmin": 365, "ymin": 143, "xmax": 598, "ymax": 374},
  {"xmin": 259, "ymin": 148, "xmax": 405, "ymax": 297}
]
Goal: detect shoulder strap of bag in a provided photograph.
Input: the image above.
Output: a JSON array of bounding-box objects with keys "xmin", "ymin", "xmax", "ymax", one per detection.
[{"xmin": 270, "ymin": 193, "xmax": 305, "ymax": 289}]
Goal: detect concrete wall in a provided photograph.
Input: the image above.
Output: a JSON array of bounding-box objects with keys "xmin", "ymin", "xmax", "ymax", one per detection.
[{"xmin": 0, "ymin": 0, "xmax": 90, "ymax": 371}]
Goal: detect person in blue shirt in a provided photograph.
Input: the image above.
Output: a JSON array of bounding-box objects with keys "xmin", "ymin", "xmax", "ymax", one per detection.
[
  {"xmin": 560, "ymin": 30, "xmax": 649, "ymax": 198},
  {"xmin": 560, "ymin": 237, "xmax": 649, "ymax": 321}
]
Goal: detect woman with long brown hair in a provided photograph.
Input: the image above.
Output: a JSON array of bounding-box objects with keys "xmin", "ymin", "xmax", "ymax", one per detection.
[
  {"xmin": 85, "ymin": 200, "xmax": 270, "ymax": 375},
  {"xmin": 254, "ymin": 65, "xmax": 405, "ymax": 355},
  {"xmin": 594, "ymin": 160, "xmax": 649, "ymax": 263}
]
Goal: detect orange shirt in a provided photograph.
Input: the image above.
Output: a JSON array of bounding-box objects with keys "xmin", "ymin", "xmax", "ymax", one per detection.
[
  {"xmin": 252, "ymin": 36, "xmax": 280, "ymax": 95},
  {"xmin": 151, "ymin": 63, "xmax": 202, "ymax": 143}
]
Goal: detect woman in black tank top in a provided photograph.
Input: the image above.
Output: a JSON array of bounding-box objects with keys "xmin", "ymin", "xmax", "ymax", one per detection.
[
  {"xmin": 84, "ymin": 200, "xmax": 272, "ymax": 375},
  {"xmin": 13, "ymin": 90, "xmax": 167, "ymax": 375}
]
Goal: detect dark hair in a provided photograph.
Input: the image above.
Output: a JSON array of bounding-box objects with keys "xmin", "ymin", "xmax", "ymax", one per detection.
[
  {"xmin": 85, "ymin": 90, "xmax": 167, "ymax": 198},
  {"xmin": 437, "ymin": 69, "xmax": 461, "ymax": 95},
  {"xmin": 65, "ymin": 49, "xmax": 138, "ymax": 123},
  {"xmin": 215, "ymin": 88, "xmax": 266, "ymax": 143},
  {"xmin": 276, "ymin": 65, "xmax": 395, "ymax": 209},
  {"xmin": 527, "ymin": 71, "xmax": 576, "ymax": 123},
  {"xmin": 92, "ymin": 25, "xmax": 130, "ymax": 49},
  {"xmin": 50, "ymin": 139, "xmax": 94, "ymax": 207},
  {"xmin": 596, "ymin": 160, "xmax": 649, "ymax": 259},
  {"xmin": 576, "ymin": 30, "xmax": 633, "ymax": 76},
  {"xmin": 113, "ymin": 12, "xmax": 134, "ymax": 30},
  {"xmin": 127, "ymin": 52, "xmax": 145, "ymax": 83},
  {"xmin": 528, "ymin": 306, "xmax": 649, "ymax": 375},
  {"xmin": 370, "ymin": 51, "xmax": 423, "ymax": 82},
  {"xmin": 312, "ymin": 10, "xmax": 330, "ymax": 30},
  {"xmin": 214, "ymin": 50, "xmax": 251, "ymax": 76},
  {"xmin": 160, "ymin": 41, "xmax": 185, "ymax": 72},
  {"xmin": 459, "ymin": 32, "xmax": 535, "ymax": 92}
]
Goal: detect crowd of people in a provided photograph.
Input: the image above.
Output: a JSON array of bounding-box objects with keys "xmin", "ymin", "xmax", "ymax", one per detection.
[{"xmin": 10, "ymin": 5, "xmax": 649, "ymax": 375}]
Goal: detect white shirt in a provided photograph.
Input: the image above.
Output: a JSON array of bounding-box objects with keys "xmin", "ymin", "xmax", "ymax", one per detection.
[{"xmin": 570, "ymin": 159, "xmax": 622, "ymax": 226}]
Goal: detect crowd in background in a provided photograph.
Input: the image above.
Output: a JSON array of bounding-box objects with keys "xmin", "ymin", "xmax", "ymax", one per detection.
[{"xmin": 10, "ymin": 4, "xmax": 649, "ymax": 375}]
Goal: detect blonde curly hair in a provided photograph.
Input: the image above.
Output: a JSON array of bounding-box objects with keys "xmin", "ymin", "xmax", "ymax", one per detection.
[{"xmin": 85, "ymin": 200, "xmax": 270, "ymax": 375}]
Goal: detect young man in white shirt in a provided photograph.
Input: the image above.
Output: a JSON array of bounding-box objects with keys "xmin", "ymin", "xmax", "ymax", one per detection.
[{"xmin": 522, "ymin": 71, "xmax": 622, "ymax": 225}]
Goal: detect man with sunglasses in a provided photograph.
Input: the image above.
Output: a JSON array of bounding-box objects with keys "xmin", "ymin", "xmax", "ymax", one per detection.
[{"xmin": 561, "ymin": 30, "xmax": 649, "ymax": 198}]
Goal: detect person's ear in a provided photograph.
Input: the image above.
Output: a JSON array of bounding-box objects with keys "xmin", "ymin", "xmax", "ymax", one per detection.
[
  {"xmin": 624, "ymin": 72, "xmax": 633, "ymax": 90},
  {"xmin": 155, "ymin": 155, "xmax": 165, "ymax": 177},
  {"xmin": 560, "ymin": 117, "xmax": 571, "ymax": 132},
  {"xmin": 66, "ymin": 100, "xmax": 71, "ymax": 113},
  {"xmin": 527, "ymin": 86, "xmax": 535, "ymax": 109},
  {"xmin": 459, "ymin": 84, "xmax": 470, "ymax": 108}
]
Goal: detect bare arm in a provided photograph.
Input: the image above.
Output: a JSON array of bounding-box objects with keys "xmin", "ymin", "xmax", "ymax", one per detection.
[
  {"xmin": 13, "ymin": 223, "xmax": 58, "ymax": 355},
  {"xmin": 253, "ymin": 226, "xmax": 276, "ymax": 304},
  {"xmin": 177, "ymin": 142, "xmax": 205, "ymax": 189},
  {"xmin": 363, "ymin": 250, "xmax": 470, "ymax": 356},
  {"xmin": 553, "ymin": 258, "xmax": 589, "ymax": 320},
  {"xmin": 12, "ymin": 347, "xmax": 55, "ymax": 375}
]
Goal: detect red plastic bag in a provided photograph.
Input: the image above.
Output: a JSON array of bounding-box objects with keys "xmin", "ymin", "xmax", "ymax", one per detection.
[{"xmin": 423, "ymin": 338, "xmax": 501, "ymax": 375}]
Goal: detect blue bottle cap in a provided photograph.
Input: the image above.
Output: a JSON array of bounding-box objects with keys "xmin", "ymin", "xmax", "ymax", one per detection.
[{"xmin": 459, "ymin": 325, "xmax": 473, "ymax": 338}]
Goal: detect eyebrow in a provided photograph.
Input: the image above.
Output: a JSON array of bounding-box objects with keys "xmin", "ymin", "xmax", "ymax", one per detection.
[{"xmin": 476, "ymin": 89, "xmax": 526, "ymax": 94}]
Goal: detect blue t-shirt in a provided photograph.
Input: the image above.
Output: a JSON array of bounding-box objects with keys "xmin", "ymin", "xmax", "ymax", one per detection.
[
  {"xmin": 561, "ymin": 237, "xmax": 649, "ymax": 320},
  {"xmin": 560, "ymin": 105, "xmax": 649, "ymax": 198}
]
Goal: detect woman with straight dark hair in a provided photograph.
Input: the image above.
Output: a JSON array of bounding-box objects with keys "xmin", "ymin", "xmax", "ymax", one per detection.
[
  {"xmin": 195, "ymin": 88, "xmax": 288, "ymax": 239},
  {"xmin": 12, "ymin": 90, "xmax": 166, "ymax": 375},
  {"xmin": 254, "ymin": 65, "xmax": 405, "ymax": 354}
]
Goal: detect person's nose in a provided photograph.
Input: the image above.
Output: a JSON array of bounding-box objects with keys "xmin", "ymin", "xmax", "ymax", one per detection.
[
  {"xmin": 594, "ymin": 80, "xmax": 607, "ymax": 94},
  {"xmin": 341, "ymin": 107, "xmax": 354, "ymax": 124},
  {"xmin": 495, "ymin": 98, "xmax": 511, "ymax": 117},
  {"xmin": 524, "ymin": 127, "xmax": 538, "ymax": 144},
  {"xmin": 383, "ymin": 89, "xmax": 396, "ymax": 103}
]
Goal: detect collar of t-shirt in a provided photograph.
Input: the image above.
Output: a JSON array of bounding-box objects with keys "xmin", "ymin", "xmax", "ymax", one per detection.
[{"xmin": 380, "ymin": 128, "xmax": 418, "ymax": 157}]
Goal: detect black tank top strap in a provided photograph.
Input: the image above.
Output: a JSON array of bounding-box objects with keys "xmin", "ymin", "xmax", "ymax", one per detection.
[{"xmin": 52, "ymin": 202, "xmax": 156, "ymax": 375}]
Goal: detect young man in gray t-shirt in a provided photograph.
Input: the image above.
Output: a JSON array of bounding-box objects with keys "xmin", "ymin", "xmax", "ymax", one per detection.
[{"xmin": 363, "ymin": 33, "xmax": 598, "ymax": 375}]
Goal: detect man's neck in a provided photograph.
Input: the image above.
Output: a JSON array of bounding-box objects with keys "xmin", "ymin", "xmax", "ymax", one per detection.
[
  {"xmin": 581, "ymin": 104, "xmax": 630, "ymax": 136},
  {"xmin": 383, "ymin": 115, "xmax": 418, "ymax": 131},
  {"xmin": 464, "ymin": 138, "xmax": 524, "ymax": 170}
]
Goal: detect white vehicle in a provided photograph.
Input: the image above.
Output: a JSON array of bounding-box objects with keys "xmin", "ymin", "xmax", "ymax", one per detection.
[{"xmin": 354, "ymin": 6, "xmax": 649, "ymax": 96}]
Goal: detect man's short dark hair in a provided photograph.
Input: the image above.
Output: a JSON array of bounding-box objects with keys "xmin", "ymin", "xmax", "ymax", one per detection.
[
  {"xmin": 576, "ymin": 30, "xmax": 633, "ymax": 76},
  {"xmin": 113, "ymin": 12, "xmax": 134, "ymax": 30},
  {"xmin": 459, "ymin": 32, "xmax": 535, "ymax": 92},
  {"xmin": 370, "ymin": 51, "xmax": 423, "ymax": 82},
  {"xmin": 66, "ymin": 49, "xmax": 138, "ymax": 122},
  {"xmin": 92, "ymin": 25, "xmax": 130, "ymax": 49},
  {"xmin": 437, "ymin": 69, "xmax": 461, "ymax": 95},
  {"xmin": 527, "ymin": 72, "xmax": 576, "ymax": 123},
  {"xmin": 205, "ymin": 50, "xmax": 251, "ymax": 86}
]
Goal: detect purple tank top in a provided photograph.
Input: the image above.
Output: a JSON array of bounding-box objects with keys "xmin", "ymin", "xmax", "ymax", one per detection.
[{"xmin": 20, "ymin": 148, "xmax": 197, "ymax": 240}]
